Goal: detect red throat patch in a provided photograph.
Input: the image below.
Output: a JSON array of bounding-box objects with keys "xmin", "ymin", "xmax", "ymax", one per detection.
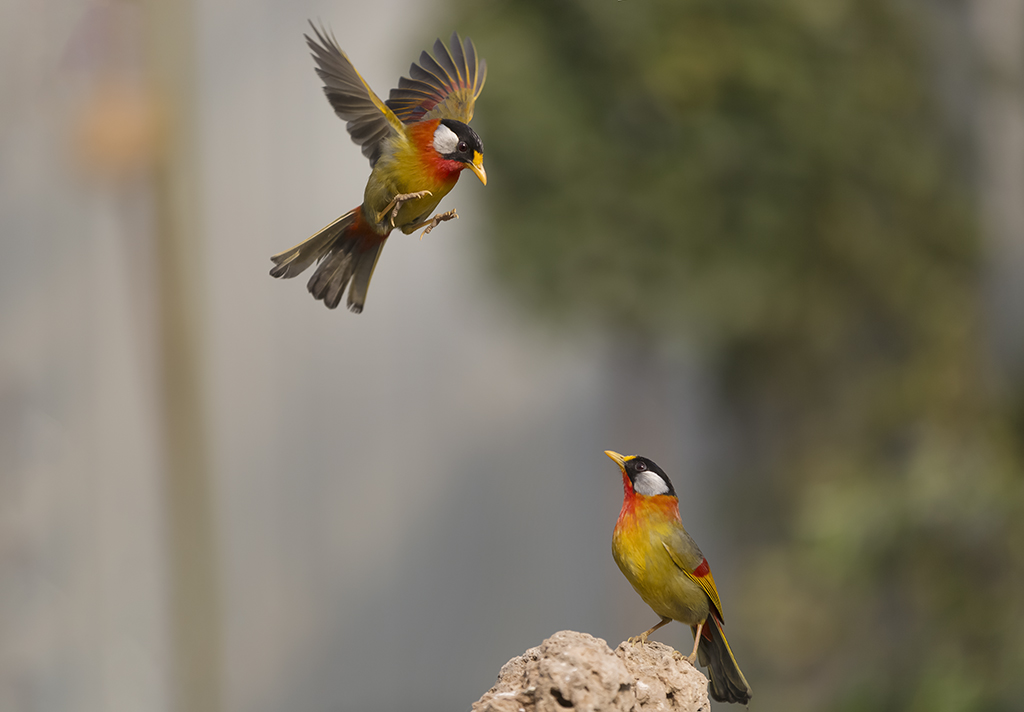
[
  {"xmin": 616, "ymin": 486, "xmax": 681, "ymax": 532},
  {"xmin": 409, "ymin": 120, "xmax": 465, "ymax": 183},
  {"xmin": 621, "ymin": 469, "xmax": 634, "ymax": 497}
]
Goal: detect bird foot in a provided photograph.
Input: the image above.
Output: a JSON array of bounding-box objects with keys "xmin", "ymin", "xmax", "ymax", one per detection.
[
  {"xmin": 627, "ymin": 634, "xmax": 649, "ymax": 646},
  {"xmin": 378, "ymin": 190, "xmax": 433, "ymax": 227},
  {"xmin": 418, "ymin": 209, "xmax": 458, "ymax": 239},
  {"xmin": 672, "ymin": 650, "xmax": 698, "ymax": 666}
]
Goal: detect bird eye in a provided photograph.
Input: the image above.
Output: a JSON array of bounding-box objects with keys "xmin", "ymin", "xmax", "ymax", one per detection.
[
  {"xmin": 457, "ymin": 141, "xmax": 468, "ymax": 153},
  {"xmin": 635, "ymin": 461, "xmax": 647, "ymax": 471}
]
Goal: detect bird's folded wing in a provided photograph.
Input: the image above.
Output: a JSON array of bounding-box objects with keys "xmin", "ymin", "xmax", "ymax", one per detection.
[
  {"xmin": 662, "ymin": 539, "xmax": 725, "ymax": 624},
  {"xmin": 386, "ymin": 32, "xmax": 486, "ymax": 124},
  {"xmin": 306, "ymin": 22, "xmax": 405, "ymax": 166}
]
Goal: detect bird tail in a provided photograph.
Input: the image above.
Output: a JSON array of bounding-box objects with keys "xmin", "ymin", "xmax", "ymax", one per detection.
[
  {"xmin": 269, "ymin": 206, "xmax": 386, "ymax": 313},
  {"xmin": 695, "ymin": 614, "xmax": 752, "ymax": 704}
]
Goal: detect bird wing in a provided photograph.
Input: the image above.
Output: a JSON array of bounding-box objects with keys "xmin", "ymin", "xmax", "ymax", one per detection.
[
  {"xmin": 662, "ymin": 538, "xmax": 725, "ymax": 624},
  {"xmin": 306, "ymin": 22, "xmax": 405, "ymax": 166},
  {"xmin": 385, "ymin": 32, "xmax": 486, "ymax": 124}
]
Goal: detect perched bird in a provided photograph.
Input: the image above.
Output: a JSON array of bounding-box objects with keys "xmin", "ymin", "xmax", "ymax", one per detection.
[
  {"xmin": 270, "ymin": 23, "xmax": 487, "ymax": 312},
  {"xmin": 606, "ymin": 450, "xmax": 752, "ymax": 705}
]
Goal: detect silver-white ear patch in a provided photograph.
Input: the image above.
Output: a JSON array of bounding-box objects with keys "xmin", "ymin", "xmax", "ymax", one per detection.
[
  {"xmin": 433, "ymin": 123, "xmax": 459, "ymax": 155},
  {"xmin": 634, "ymin": 471, "xmax": 670, "ymax": 496}
]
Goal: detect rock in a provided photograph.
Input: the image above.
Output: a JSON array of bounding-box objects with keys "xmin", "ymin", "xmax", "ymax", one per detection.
[
  {"xmin": 472, "ymin": 630, "xmax": 711, "ymax": 712},
  {"xmin": 616, "ymin": 640, "xmax": 711, "ymax": 712}
]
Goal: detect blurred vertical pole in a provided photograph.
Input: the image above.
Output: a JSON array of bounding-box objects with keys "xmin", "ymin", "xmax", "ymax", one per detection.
[
  {"xmin": 141, "ymin": 1, "xmax": 224, "ymax": 711},
  {"xmin": 972, "ymin": 0, "xmax": 1024, "ymax": 375}
]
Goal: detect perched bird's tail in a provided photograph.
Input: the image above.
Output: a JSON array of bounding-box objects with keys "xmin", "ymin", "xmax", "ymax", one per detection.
[
  {"xmin": 695, "ymin": 614, "xmax": 753, "ymax": 704},
  {"xmin": 269, "ymin": 206, "xmax": 385, "ymax": 313}
]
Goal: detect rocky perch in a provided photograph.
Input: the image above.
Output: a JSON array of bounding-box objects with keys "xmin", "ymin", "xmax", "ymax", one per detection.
[{"xmin": 472, "ymin": 630, "xmax": 711, "ymax": 712}]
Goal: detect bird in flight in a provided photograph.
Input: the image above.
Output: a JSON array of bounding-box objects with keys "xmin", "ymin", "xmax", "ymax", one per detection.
[{"xmin": 270, "ymin": 23, "xmax": 487, "ymax": 312}]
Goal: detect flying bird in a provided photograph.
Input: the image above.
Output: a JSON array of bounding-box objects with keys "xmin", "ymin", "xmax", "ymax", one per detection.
[
  {"xmin": 270, "ymin": 24, "xmax": 487, "ymax": 312},
  {"xmin": 606, "ymin": 450, "xmax": 753, "ymax": 704}
]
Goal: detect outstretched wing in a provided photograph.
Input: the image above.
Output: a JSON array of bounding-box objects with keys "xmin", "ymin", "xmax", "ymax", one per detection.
[
  {"xmin": 386, "ymin": 32, "xmax": 486, "ymax": 124},
  {"xmin": 306, "ymin": 22, "xmax": 405, "ymax": 166}
]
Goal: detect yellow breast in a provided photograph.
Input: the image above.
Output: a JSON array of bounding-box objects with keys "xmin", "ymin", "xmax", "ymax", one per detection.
[{"xmin": 613, "ymin": 506, "xmax": 710, "ymax": 626}]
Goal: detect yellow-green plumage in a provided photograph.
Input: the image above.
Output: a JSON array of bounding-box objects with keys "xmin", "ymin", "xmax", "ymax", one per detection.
[
  {"xmin": 613, "ymin": 499, "xmax": 712, "ymax": 627},
  {"xmin": 362, "ymin": 120, "xmax": 461, "ymax": 233},
  {"xmin": 608, "ymin": 451, "xmax": 752, "ymax": 705}
]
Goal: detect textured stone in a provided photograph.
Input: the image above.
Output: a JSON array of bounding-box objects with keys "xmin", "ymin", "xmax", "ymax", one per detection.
[
  {"xmin": 616, "ymin": 641, "xmax": 711, "ymax": 712},
  {"xmin": 472, "ymin": 631, "xmax": 710, "ymax": 712}
]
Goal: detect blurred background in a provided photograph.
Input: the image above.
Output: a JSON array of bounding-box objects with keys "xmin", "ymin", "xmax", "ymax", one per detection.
[{"xmin": 2, "ymin": 0, "xmax": 1023, "ymax": 711}]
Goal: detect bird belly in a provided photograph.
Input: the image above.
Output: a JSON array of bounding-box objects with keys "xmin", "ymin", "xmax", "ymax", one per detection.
[
  {"xmin": 613, "ymin": 527, "xmax": 710, "ymax": 626},
  {"xmin": 394, "ymin": 186, "xmax": 451, "ymax": 229}
]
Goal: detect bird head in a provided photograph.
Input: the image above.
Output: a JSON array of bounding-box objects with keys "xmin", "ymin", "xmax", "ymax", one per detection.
[
  {"xmin": 433, "ymin": 119, "xmax": 486, "ymax": 185},
  {"xmin": 605, "ymin": 450, "xmax": 677, "ymax": 498}
]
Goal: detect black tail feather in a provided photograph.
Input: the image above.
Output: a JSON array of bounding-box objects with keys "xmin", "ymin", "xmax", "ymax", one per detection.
[
  {"xmin": 697, "ymin": 615, "xmax": 752, "ymax": 704},
  {"xmin": 270, "ymin": 207, "xmax": 384, "ymax": 312}
]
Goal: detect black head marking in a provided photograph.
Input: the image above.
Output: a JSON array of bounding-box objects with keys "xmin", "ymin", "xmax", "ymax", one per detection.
[
  {"xmin": 625, "ymin": 456, "xmax": 676, "ymax": 497},
  {"xmin": 436, "ymin": 118, "xmax": 483, "ymax": 162}
]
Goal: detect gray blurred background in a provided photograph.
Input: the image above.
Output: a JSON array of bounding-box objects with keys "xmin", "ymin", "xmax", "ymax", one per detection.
[{"xmin": 1, "ymin": 0, "xmax": 1022, "ymax": 711}]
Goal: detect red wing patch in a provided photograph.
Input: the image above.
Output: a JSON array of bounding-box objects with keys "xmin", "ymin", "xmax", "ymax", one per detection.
[{"xmin": 692, "ymin": 558, "xmax": 710, "ymax": 578}]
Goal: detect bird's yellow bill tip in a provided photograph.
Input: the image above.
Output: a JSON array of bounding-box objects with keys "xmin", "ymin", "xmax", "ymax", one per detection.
[
  {"xmin": 604, "ymin": 450, "xmax": 633, "ymax": 468},
  {"xmin": 469, "ymin": 151, "xmax": 487, "ymax": 185}
]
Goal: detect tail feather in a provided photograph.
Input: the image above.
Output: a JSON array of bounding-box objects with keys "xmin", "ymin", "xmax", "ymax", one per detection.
[
  {"xmin": 269, "ymin": 207, "xmax": 386, "ymax": 312},
  {"xmin": 269, "ymin": 210, "xmax": 356, "ymax": 279},
  {"xmin": 309, "ymin": 245, "xmax": 356, "ymax": 309},
  {"xmin": 696, "ymin": 615, "xmax": 752, "ymax": 704},
  {"xmin": 344, "ymin": 241, "xmax": 384, "ymax": 313}
]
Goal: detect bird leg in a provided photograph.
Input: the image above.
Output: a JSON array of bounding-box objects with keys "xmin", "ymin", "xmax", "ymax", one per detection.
[
  {"xmin": 673, "ymin": 620, "xmax": 704, "ymax": 666},
  {"xmin": 407, "ymin": 209, "xmax": 458, "ymax": 239},
  {"xmin": 376, "ymin": 190, "xmax": 433, "ymax": 227},
  {"xmin": 628, "ymin": 616, "xmax": 672, "ymax": 645}
]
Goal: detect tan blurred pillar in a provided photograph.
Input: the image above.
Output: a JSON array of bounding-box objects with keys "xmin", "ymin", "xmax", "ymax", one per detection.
[
  {"xmin": 142, "ymin": 1, "xmax": 223, "ymax": 712},
  {"xmin": 972, "ymin": 0, "xmax": 1024, "ymax": 371}
]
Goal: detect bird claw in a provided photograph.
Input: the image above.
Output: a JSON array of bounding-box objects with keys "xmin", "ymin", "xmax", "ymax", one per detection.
[
  {"xmin": 378, "ymin": 190, "xmax": 433, "ymax": 227},
  {"xmin": 627, "ymin": 634, "xmax": 648, "ymax": 646},
  {"xmin": 419, "ymin": 209, "xmax": 458, "ymax": 240},
  {"xmin": 672, "ymin": 650, "xmax": 698, "ymax": 666}
]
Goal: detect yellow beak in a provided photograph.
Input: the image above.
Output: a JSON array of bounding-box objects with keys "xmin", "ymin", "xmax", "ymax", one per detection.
[
  {"xmin": 468, "ymin": 151, "xmax": 487, "ymax": 185},
  {"xmin": 604, "ymin": 450, "xmax": 632, "ymax": 470}
]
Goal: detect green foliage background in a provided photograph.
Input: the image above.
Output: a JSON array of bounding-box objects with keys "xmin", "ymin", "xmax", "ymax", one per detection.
[{"xmin": 448, "ymin": 0, "xmax": 1024, "ymax": 709}]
